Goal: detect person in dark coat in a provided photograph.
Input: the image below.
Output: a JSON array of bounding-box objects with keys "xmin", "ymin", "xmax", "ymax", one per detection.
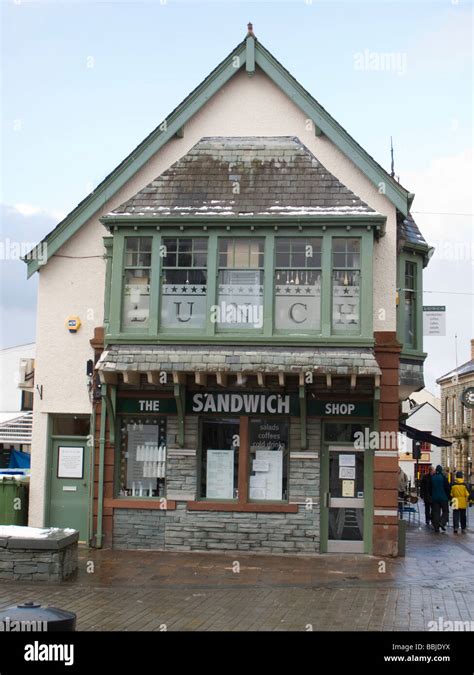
[
  {"xmin": 420, "ymin": 465, "xmax": 434, "ymax": 526},
  {"xmin": 430, "ymin": 465, "xmax": 450, "ymax": 533}
]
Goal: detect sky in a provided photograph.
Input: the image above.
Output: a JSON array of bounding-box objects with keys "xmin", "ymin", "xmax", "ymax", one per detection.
[{"xmin": 0, "ymin": 0, "xmax": 473, "ymax": 395}]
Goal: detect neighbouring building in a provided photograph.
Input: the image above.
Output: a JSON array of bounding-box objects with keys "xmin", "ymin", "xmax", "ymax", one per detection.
[
  {"xmin": 24, "ymin": 26, "xmax": 432, "ymax": 556},
  {"xmin": 437, "ymin": 339, "xmax": 474, "ymax": 484},
  {"xmin": 398, "ymin": 396, "xmax": 443, "ymax": 484},
  {"xmin": 0, "ymin": 343, "xmax": 35, "ymax": 465}
]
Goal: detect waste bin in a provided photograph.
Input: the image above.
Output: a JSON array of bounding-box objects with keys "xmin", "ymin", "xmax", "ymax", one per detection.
[
  {"xmin": 0, "ymin": 602, "xmax": 76, "ymax": 631},
  {"xmin": 0, "ymin": 475, "xmax": 29, "ymax": 525},
  {"xmin": 398, "ymin": 518, "xmax": 406, "ymax": 557}
]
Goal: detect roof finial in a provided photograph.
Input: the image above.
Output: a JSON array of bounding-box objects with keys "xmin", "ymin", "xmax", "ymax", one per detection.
[
  {"xmin": 247, "ymin": 22, "xmax": 254, "ymax": 37},
  {"xmin": 390, "ymin": 136, "xmax": 395, "ymax": 179}
]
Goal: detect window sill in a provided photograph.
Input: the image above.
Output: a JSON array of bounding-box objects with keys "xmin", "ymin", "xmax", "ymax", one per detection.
[
  {"xmin": 186, "ymin": 501, "xmax": 298, "ymax": 513},
  {"xmin": 105, "ymin": 498, "xmax": 176, "ymax": 510}
]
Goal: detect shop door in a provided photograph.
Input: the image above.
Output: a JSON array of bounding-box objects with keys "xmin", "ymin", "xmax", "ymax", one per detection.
[
  {"xmin": 321, "ymin": 445, "xmax": 365, "ymax": 553},
  {"xmin": 49, "ymin": 438, "xmax": 90, "ymax": 542}
]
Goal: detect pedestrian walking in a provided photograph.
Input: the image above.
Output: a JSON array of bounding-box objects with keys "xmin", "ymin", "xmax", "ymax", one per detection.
[
  {"xmin": 398, "ymin": 466, "xmax": 408, "ymax": 517},
  {"xmin": 450, "ymin": 471, "xmax": 471, "ymax": 534},
  {"xmin": 430, "ymin": 465, "xmax": 450, "ymax": 533},
  {"xmin": 420, "ymin": 466, "xmax": 434, "ymax": 526}
]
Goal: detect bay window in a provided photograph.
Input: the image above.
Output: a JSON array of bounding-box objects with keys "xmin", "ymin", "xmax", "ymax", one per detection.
[{"xmin": 114, "ymin": 229, "xmax": 372, "ymax": 340}]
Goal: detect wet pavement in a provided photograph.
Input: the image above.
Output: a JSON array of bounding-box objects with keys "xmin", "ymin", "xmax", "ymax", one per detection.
[{"xmin": 0, "ymin": 518, "xmax": 473, "ymax": 631}]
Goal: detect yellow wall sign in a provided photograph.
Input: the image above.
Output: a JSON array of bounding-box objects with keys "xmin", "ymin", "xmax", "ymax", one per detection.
[{"xmin": 66, "ymin": 316, "xmax": 81, "ymax": 333}]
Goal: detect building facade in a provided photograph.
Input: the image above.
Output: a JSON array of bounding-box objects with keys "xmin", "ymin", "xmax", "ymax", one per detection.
[
  {"xmin": 0, "ymin": 343, "xmax": 35, "ymax": 462},
  {"xmin": 437, "ymin": 339, "xmax": 474, "ymax": 483},
  {"xmin": 25, "ymin": 27, "xmax": 431, "ymax": 556},
  {"xmin": 398, "ymin": 400, "xmax": 442, "ymax": 484}
]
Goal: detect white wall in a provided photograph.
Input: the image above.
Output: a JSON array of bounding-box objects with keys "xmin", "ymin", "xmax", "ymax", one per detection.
[
  {"xmin": 0, "ymin": 343, "xmax": 35, "ymax": 422},
  {"xmin": 29, "ymin": 64, "xmax": 400, "ymax": 525},
  {"xmin": 398, "ymin": 403, "xmax": 442, "ymax": 483}
]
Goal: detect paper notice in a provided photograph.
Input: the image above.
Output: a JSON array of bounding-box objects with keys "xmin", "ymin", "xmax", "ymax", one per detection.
[
  {"xmin": 342, "ymin": 480, "xmax": 355, "ymax": 497},
  {"xmin": 339, "ymin": 466, "xmax": 355, "ymax": 480},
  {"xmin": 339, "ymin": 454, "xmax": 356, "ymax": 467}
]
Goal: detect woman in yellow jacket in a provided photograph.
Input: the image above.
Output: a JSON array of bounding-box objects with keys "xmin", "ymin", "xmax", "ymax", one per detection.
[{"xmin": 450, "ymin": 471, "xmax": 471, "ymax": 534}]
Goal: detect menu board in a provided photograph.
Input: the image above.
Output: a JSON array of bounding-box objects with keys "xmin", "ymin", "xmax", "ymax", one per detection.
[
  {"xmin": 251, "ymin": 450, "xmax": 283, "ymax": 500},
  {"xmin": 126, "ymin": 424, "xmax": 159, "ymax": 490},
  {"xmin": 206, "ymin": 449, "xmax": 234, "ymax": 499}
]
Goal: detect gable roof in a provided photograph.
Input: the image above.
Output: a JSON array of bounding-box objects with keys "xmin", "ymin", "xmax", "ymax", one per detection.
[
  {"xmin": 24, "ymin": 28, "xmax": 413, "ymax": 277},
  {"xmin": 406, "ymin": 401, "xmax": 441, "ymax": 419},
  {"xmin": 437, "ymin": 358, "xmax": 474, "ymax": 384},
  {"xmin": 105, "ymin": 136, "xmax": 377, "ymax": 219}
]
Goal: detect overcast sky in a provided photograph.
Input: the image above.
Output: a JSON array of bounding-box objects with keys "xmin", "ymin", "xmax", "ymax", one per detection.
[{"xmin": 1, "ymin": 0, "xmax": 472, "ymax": 395}]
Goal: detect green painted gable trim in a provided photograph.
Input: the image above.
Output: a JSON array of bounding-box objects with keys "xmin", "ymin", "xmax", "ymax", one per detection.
[
  {"xmin": 254, "ymin": 41, "xmax": 410, "ymax": 216},
  {"xmin": 24, "ymin": 39, "xmax": 247, "ymax": 277},
  {"xmin": 24, "ymin": 33, "xmax": 410, "ymax": 277}
]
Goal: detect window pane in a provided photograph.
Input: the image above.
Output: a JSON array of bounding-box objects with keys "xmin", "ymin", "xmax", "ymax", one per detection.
[
  {"xmin": 216, "ymin": 270, "xmax": 264, "ymax": 329},
  {"xmin": 332, "ymin": 270, "xmax": 360, "ymax": 331},
  {"xmin": 122, "ymin": 269, "xmax": 150, "ymax": 328},
  {"xmin": 194, "ymin": 252, "xmax": 207, "ymax": 267},
  {"xmin": 118, "ymin": 417, "xmax": 167, "ymax": 498},
  {"xmin": 52, "ymin": 416, "xmax": 90, "ymax": 436},
  {"xmin": 160, "ymin": 238, "xmax": 208, "ymax": 330},
  {"xmin": 275, "ymin": 270, "xmax": 321, "ymax": 330},
  {"xmin": 329, "ymin": 508, "xmax": 364, "ymax": 541},
  {"xmin": 125, "ymin": 237, "xmax": 152, "ymax": 268},
  {"xmin": 177, "ymin": 239, "xmax": 192, "ymax": 267},
  {"xmin": 218, "ymin": 238, "xmax": 264, "ymax": 269},
  {"xmin": 404, "ymin": 292, "xmax": 415, "ymax": 346},
  {"xmin": 249, "ymin": 419, "xmax": 289, "ymax": 501},
  {"xmin": 199, "ymin": 418, "xmax": 240, "ymax": 499},
  {"xmin": 161, "ymin": 271, "xmax": 207, "ymax": 330},
  {"xmin": 333, "ymin": 252, "xmax": 346, "ymax": 268}
]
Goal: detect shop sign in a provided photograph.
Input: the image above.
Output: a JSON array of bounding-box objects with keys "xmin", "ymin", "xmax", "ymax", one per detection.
[
  {"xmin": 117, "ymin": 395, "xmax": 372, "ymax": 418},
  {"xmin": 308, "ymin": 401, "xmax": 372, "ymax": 417},
  {"xmin": 117, "ymin": 398, "xmax": 177, "ymax": 414},
  {"xmin": 188, "ymin": 392, "xmax": 297, "ymax": 415}
]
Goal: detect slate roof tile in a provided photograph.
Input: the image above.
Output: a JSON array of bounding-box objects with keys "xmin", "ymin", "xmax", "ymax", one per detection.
[{"xmin": 108, "ymin": 136, "xmax": 377, "ymax": 218}]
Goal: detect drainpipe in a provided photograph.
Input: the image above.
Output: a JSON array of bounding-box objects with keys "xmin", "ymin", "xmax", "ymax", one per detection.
[
  {"xmin": 96, "ymin": 384, "xmax": 107, "ymax": 548},
  {"xmin": 88, "ymin": 401, "xmax": 96, "ymax": 546}
]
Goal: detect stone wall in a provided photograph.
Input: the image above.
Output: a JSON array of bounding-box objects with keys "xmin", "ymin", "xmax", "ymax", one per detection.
[
  {"xmin": 113, "ymin": 505, "xmax": 319, "ymax": 554},
  {"xmin": 0, "ymin": 535, "xmax": 78, "ymax": 582}
]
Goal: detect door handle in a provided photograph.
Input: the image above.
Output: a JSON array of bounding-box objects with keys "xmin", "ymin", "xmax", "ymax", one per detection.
[{"xmin": 325, "ymin": 492, "xmax": 331, "ymax": 508}]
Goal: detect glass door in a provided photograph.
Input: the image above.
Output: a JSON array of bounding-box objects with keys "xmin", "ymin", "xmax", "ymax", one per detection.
[{"xmin": 326, "ymin": 445, "xmax": 365, "ymax": 552}]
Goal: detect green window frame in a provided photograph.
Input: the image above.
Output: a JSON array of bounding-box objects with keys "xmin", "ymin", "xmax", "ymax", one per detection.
[
  {"xmin": 215, "ymin": 237, "xmax": 265, "ymax": 333},
  {"xmin": 331, "ymin": 237, "xmax": 361, "ymax": 335},
  {"xmin": 397, "ymin": 252, "xmax": 423, "ymax": 355},
  {"xmin": 108, "ymin": 227, "xmax": 374, "ymax": 343},
  {"xmin": 274, "ymin": 237, "xmax": 322, "ymax": 334},
  {"xmin": 159, "ymin": 236, "xmax": 208, "ymax": 332},
  {"xmin": 121, "ymin": 236, "xmax": 152, "ymax": 331}
]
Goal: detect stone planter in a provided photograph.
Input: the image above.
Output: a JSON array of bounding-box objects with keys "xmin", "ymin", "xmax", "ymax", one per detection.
[{"xmin": 0, "ymin": 528, "xmax": 79, "ymax": 582}]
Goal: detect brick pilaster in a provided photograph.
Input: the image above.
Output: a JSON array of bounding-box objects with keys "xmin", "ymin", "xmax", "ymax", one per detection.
[{"xmin": 373, "ymin": 332, "xmax": 401, "ymax": 557}]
